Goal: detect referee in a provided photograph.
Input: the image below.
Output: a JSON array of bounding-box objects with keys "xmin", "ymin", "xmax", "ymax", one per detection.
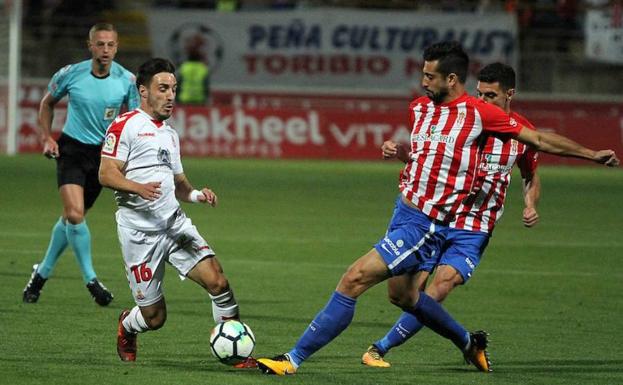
[{"xmin": 23, "ymin": 23, "xmax": 139, "ymax": 306}]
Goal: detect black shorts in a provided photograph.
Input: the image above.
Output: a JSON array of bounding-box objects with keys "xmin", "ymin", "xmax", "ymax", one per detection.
[{"xmin": 56, "ymin": 133, "xmax": 103, "ymax": 210}]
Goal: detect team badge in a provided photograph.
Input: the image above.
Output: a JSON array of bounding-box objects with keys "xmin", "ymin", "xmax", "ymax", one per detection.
[
  {"xmin": 136, "ymin": 290, "xmax": 145, "ymax": 301},
  {"xmin": 158, "ymin": 148, "xmax": 171, "ymax": 165},
  {"xmin": 511, "ymin": 139, "xmax": 519, "ymax": 155},
  {"xmin": 456, "ymin": 112, "xmax": 466, "ymax": 126}
]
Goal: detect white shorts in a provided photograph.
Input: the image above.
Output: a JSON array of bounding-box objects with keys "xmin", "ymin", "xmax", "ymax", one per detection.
[{"xmin": 117, "ymin": 209, "xmax": 215, "ymax": 306}]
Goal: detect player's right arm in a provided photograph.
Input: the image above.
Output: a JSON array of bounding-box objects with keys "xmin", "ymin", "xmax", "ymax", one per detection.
[
  {"xmin": 382, "ymin": 141, "xmax": 410, "ymax": 163},
  {"xmin": 38, "ymin": 92, "xmax": 61, "ymax": 159},
  {"xmin": 98, "ymin": 157, "xmax": 161, "ymax": 201},
  {"xmin": 41, "ymin": 64, "xmax": 73, "ymax": 159}
]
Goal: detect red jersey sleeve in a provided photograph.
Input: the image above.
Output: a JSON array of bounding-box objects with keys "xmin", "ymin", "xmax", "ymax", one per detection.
[
  {"xmin": 512, "ymin": 112, "xmax": 539, "ymax": 177},
  {"xmin": 475, "ymin": 99, "xmax": 522, "ymax": 136},
  {"xmin": 101, "ymin": 110, "xmax": 139, "ymax": 159},
  {"xmin": 408, "ymin": 96, "xmax": 429, "ymax": 128}
]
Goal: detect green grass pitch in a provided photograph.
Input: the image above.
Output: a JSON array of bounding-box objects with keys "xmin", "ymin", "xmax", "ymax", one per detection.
[{"xmin": 1, "ymin": 154, "xmax": 622, "ymax": 385}]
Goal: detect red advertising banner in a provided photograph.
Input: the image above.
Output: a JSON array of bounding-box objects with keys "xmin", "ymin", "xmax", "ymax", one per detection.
[{"xmin": 8, "ymin": 86, "xmax": 623, "ymax": 165}]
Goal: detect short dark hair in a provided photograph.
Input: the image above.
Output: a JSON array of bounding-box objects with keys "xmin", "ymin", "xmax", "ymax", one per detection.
[
  {"xmin": 89, "ymin": 23, "xmax": 116, "ymax": 40},
  {"xmin": 478, "ymin": 62, "xmax": 516, "ymax": 90},
  {"xmin": 136, "ymin": 58, "xmax": 176, "ymax": 88},
  {"xmin": 423, "ymin": 41, "xmax": 469, "ymax": 83}
]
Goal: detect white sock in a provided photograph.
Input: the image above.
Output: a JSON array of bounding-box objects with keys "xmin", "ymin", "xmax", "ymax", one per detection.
[
  {"xmin": 122, "ymin": 306, "xmax": 149, "ymax": 334},
  {"xmin": 209, "ymin": 290, "xmax": 239, "ymax": 323}
]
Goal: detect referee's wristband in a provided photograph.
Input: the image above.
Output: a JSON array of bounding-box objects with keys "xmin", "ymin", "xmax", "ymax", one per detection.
[{"xmin": 189, "ymin": 190, "xmax": 204, "ymax": 203}]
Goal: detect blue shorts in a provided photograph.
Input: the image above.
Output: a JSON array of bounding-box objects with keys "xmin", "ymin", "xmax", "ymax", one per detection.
[
  {"xmin": 374, "ymin": 196, "xmax": 448, "ymax": 276},
  {"xmin": 418, "ymin": 228, "xmax": 490, "ymax": 283}
]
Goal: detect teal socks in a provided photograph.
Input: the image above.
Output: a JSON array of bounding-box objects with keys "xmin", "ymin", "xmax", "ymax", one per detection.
[
  {"xmin": 65, "ymin": 220, "xmax": 97, "ymax": 283},
  {"xmin": 37, "ymin": 217, "xmax": 68, "ymax": 278}
]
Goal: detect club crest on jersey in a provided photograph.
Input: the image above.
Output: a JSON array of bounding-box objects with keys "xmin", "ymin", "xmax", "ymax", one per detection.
[
  {"xmin": 511, "ymin": 139, "xmax": 519, "ymax": 155},
  {"xmin": 456, "ymin": 112, "xmax": 466, "ymax": 126},
  {"xmin": 158, "ymin": 148, "xmax": 171, "ymax": 165}
]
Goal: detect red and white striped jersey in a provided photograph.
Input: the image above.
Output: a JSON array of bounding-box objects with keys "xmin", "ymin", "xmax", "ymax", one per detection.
[
  {"xmin": 399, "ymin": 93, "xmax": 522, "ymax": 222},
  {"xmin": 102, "ymin": 109, "xmax": 184, "ymax": 231},
  {"xmin": 450, "ymin": 112, "xmax": 538, "ymax": 234}
]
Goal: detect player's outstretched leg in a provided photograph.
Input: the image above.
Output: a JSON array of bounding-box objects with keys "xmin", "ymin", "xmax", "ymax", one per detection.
[
  {"xmin": 23, "ymin": 264, "xmax": 47, "ymax": 303},
  {"xmin": 463, "ymin": 330, "xmax": 492, "ymax": 372},
  {"xmin": 362, "ymin": 312, "xmax": 424, "ymax": 367},
  {"xmin": 257, "ymin": 291, "xmax": 357, "ymax": 375}
]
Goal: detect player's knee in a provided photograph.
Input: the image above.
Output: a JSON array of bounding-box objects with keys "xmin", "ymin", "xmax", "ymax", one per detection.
[
  {"xmin": 389, "ymin": 291, "xmax": 415, "ymax": 309},
  {"xmin": 206, "ymin": 276, "xmax": 229, "ymax": 296},
  {"xmin": 338, "ymin": 265, "xmax": 366, "ymax": 294},
  {"xmin": 64, "ymin": 209, "xmax": 85, "ymax": 224},
  {"xmin": 145, "ymin": 311, "xmax": 167, "ymax": 330},
  {"xmin": 426, "ymin": 278, "xmax": 460, "ymax": 302},
  {"xmin": 387, "ymin": 290, "xmax": 402, "ymax": 307}
]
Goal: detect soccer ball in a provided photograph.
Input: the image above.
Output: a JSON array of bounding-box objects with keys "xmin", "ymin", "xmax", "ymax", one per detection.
[{"xmin": 209, "ymin": 320, "xmax": 255, "ymax": 365}]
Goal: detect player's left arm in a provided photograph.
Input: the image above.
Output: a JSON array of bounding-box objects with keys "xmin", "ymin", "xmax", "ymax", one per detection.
[
  {"xmin": 382, "ymin": 141, "xmax": 410, "ymax": 163},
  {"xmin": 174, "ymin": 173, "xmax": 217, "ymax": 206},
  {"xmin": 521, "ymin": 171, "xmax": 540, "ymax": 227},
  {"xmin": 515, "ymin": 126, "xmax": 619, "ymax": 166},
  {"xmin": 517, "ymin": 147, "xmax": 541, "ymax": 227}
]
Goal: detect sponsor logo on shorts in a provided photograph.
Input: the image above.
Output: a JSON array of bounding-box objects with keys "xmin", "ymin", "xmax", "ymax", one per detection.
[
  {"xmin": 464, "ymin": 257, "xmax": 475, "ymax": 270},
  {"xmin": 382, "ymin": 237, "xmax": 401, "ymax": 256}
]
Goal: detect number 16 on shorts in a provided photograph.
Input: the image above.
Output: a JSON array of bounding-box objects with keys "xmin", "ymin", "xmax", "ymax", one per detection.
[{"xmin": 130, "ymin": 262, "xmax": 152, "ymax": 283}]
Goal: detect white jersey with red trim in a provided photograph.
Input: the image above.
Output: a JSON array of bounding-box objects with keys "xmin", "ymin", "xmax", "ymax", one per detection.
[
  {"xmin": 451, "ymin": 111, "xmax": 538, "ymax": 234},
  {"xmin": 399, "ymin": 93, "xmax": 522, "ymax": 222},
  {"xmin": 101, "ymin": 109, "xmax": 183, "ymax": 231}
]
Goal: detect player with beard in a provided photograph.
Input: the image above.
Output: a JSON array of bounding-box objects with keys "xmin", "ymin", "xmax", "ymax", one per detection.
[
  {"xmin": 256, "ymin": 41, "xmax": 618, "ymax": 375},
  {"xmin": 361, "ymin": 62, "xmax": 541, "ymax": 369}
]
